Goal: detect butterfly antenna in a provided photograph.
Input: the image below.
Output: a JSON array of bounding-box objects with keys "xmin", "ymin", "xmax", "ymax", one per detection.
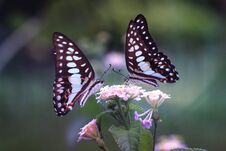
[
  {"xmin": 112, "ymin": 68, "xmax": 128, "ymax": 80},
  {"xmin": 100, "ymin": 64, "xmax": 112, "ymax": 80}
]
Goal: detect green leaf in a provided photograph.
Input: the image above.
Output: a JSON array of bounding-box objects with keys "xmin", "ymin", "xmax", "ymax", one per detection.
[
  {"xmin": 139, "ymin": 128, "xmax": 153, "ymax": 151},
  {"xmin": 109, "ymin": 125, "xmax": 140, "ymax": 151},
  {"xmin": 129, "ymin": 103, "xmax": 144, "ymax": 112},
  {"xmin": 171, "ymin": 148, "xmax": 208, "ymax": 151}
]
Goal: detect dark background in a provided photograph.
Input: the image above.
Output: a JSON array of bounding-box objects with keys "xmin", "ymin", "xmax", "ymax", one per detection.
[{"xmin": 0, "ymin": 0, "xmax": 226, "ymax": 150}]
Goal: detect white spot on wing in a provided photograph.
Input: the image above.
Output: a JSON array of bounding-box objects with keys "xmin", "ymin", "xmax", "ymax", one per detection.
[
  {"xmin": 57, "ymin": 103, "xmax": 62, "ymax": 107},
  {"xmin": 85, "ymin": 68, "xmax": 89, "ymax": 73},
  {"xmin": 134, "ymin": 45, "xmax": 139, "ymax": 50},
  {"xmin": 152, "ymin": 73, "xmax": 165, "ymax": 78},
  {"xmin": 144, "ymin": 70, "xmax": 155, "ymax": 75},
  {"xmin": 56, "ymin": 95, "xmax": 61, "ymax": 100},
  {"xmin": 128, "ymin": 47, "xmax": 134, "ymax": 52},
  {"xmin": 166, "ymin": 68, "xmax": 170, "ymax": 72},
  {"xmin": 67, "ymin": 62, "xmax": 77, "ymax": 67},
  {"xmin": 57, "ymin": 89, "xmax": 63, "ymax": 94},
  {"xmin": 160, "ymin": 65, "xmax": 164, "ymax": 69},
  {"xmin": 88, "ymin": 72, "xmax": 92, "ymax": 78},
  {"xmin": 68, "ymin": 74, "xmax": 81, "ymax": 84},
  {"xmin": 68, "ymin": 68, "xmax": 79, "ymax": 74},
  {"xmin": 68, "ymin": 47, "xmax": 74, "ymax": 52},
  {"xmin": 81, "ymin": 63, "xmax": 86, "ymax": 67},
  {"xmin": 66, "ymin": 51, "xmax": 72, "ymax": 54},
  {"xmin": 66, "ymin": 56, "xmax": 73, "ymax": 61},
  {"xmin": 128, "ymin": 61, "xmax": 133, "ymax": 65},
  {"xmin": 138, "ymin": 62, "xmax": 150, "ymax": 71},
  {"xmin": 135, "ymin": 51, "xmax": 142, "ymax": 56},
  {"xmin": 73, "ymin": 56, "xmax": 81, "ymax": 60},
  {"xmin": 136, "ymin": 56, "xmax": 145, "ymax": 62},
  {"xmin": 58, "ymin": 44, "xmax": 63, "ymax": 47}
]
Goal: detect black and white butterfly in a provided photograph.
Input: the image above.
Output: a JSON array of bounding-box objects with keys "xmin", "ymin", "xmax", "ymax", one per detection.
[
  {"xmin": 125, "ymin": 14, "xmax": 179, "ymax": 87},
  {"xmin": 52, "ymin": 32, "xmax": 103, "ymax": 116}
]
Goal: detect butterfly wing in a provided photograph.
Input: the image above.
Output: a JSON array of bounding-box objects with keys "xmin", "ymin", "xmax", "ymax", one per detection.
[
  {"xmin": 52, "ymin": 32, "xmax": 95, "ymax": 116},
  {"xmin": 125, "ymin": 14, "xmax": 179, "ymax": 86}
]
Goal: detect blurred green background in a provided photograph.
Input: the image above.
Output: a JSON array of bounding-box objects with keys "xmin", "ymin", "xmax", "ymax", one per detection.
[{"xmin": 0, "ymin": 0, "xmax": 225, "ymax": 150}]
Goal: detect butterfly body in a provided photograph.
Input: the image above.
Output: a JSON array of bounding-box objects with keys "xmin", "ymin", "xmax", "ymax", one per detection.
[
  {"xmin": 125, "ymin": 14, "xmax": 179, "ymax": 87},
  {"xmin": 52, "ymin": 32, "xmax": 103, "ymax": 116}
]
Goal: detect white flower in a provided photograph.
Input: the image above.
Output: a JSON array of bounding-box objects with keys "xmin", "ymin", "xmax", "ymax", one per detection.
[
  {"xmin": 143, "ymin": 90, "xmax": 170, "ymax": 109},
  {"xmin": 134, "ymin": 90, "xmax": 170, "ymax": 129}
]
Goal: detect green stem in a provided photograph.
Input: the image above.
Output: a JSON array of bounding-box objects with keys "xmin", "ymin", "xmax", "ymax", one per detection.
[
  {"xmin": 96, "ymin": 138, "xmax": 110, "ymax": 151},
  {"xmin": 99, "ymin": 144, "xmax": 110, "ymax": 151},
  {"xmin": 125, "ymin": 101, "xmax": 131, "ymax": 126},
  {"xmin": 116, "ymin": 99, "xmax": 129, "ymax": 129},
  {"xmin": 152, "ymin": 120, "xmax": 157, "ymax": 151}
]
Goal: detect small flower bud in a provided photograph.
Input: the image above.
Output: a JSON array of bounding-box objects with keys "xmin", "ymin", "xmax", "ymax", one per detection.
[{"xmin": 78, "ymin": 119, "xmax": 101, "ymax": 142}]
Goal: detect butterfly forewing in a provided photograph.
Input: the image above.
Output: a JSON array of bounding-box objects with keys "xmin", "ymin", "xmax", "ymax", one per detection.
[
  {"xmin": 125, "ymin": 14, "xmax": 179, "ymax": 86},
  {"xmin": 52, "ymin": 32, "xmax": 95, "ymax": 116},
  {"xmin": 134, "ymin": 14, "xmax": 159, "ymax": 53}
]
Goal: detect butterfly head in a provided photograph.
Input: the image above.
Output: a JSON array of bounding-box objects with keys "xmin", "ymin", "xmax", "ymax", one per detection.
[{"xmin": 91, "ymin": 80, "xmax": 104, "ymax": 94}]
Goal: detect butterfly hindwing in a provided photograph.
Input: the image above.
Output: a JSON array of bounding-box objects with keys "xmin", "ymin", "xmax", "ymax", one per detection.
[
  {"xmin": 125, "ymin": 14, "xmax": 179, "ymax": 86},
  {"xmin": 52, "ymin": 32, "xmax": 96, "ymax": 116}
]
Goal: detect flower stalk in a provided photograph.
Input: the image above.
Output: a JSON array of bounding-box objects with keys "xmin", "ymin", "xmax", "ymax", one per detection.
[
  {"xmin": 152, "ymin": 119, "xmax": 157, "ymax": 151},
  {"xmin": 116, "ymin": 99, "xmax": 129, "ymax": 129},
  {"xmin": 95, "ymin": 137, "xmax": 110, "ymax": 151}
]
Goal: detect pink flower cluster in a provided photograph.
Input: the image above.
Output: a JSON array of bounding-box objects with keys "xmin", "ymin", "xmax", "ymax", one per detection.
[
  {"xmin": 97, "ymin": 85, "xmax": 145, "ymax": 101},
  {"xmin": 78, "ymin": 119, "xmax": 100, "ymax": 142}
]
